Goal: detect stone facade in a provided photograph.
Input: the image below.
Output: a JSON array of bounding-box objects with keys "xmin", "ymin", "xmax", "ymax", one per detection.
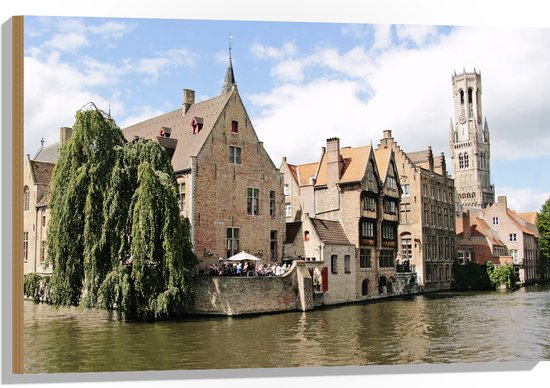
[
  {"xmin": 376, "ymin": 130, "xmax": 455, "ymax": 290},
  {"xmin": 449, "ymin": 70, "xmax": 495, "ymax": 209}
]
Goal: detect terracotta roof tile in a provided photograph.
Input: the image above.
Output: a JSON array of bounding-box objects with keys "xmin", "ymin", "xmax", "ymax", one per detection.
[
  {"xmin": 310, "ymin": 218, "xmax": 351, "ymax": 245},
  {"xmin": 516, "ymin": 212, "xmax": 538, "ymax": 226},
  {"xmin": 315, "ymin": 145, "xmax": 372, "ymax": 186},
  {"xmin": 373, "ymin": 147, "xmax": 391, "ymax": 181},
  {"xmin": 506, "ymin": 209, "xmax": 535, "ymax": 236},
  {"xmin": 296, "ymin": 162, "xmax": 319, "ymax": 186}
]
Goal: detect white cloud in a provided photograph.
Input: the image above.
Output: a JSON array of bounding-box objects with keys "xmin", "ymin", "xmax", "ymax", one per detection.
[
  {"xmin": 395, "ymin": 24, "xmax": 439, "ymax": 47},
  {"xmin": 251, "ymin": 41, "xmax": 297, "ymax": 59},
  {"xmin": 44, "ymin": 32, "xmax": 89, "ymax": 52},
  {"xmin": 119, "ymin": 106, "xmax": 167, "ymax": 128},
  {"xmin": 497, "ymin": 187, "xmax": 549, "ymax": 213},
  {"xmin": 340, "ymin": 24, "xmax": 371, "ymax": 40},
  {"xmin": 371, "ymin": 24, "xmax": 392, "ymax": 51},
  {"xmin": 250, "ymin": 25, "xmax": 550, "ymax": 172},
  {"xmin": 132, "ymin": 48, "xmax": 197, "ymax": 83}
]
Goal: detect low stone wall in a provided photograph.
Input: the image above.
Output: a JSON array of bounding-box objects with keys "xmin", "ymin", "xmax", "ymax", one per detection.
[{"xmin": 190, "ymin": 267, "xmax": 312, "ymax": 315}]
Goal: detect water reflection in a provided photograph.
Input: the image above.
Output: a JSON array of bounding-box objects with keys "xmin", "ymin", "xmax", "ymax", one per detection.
[{"xmin": 24, "ymin": 284, "xmax": 550, "ymax": 373}]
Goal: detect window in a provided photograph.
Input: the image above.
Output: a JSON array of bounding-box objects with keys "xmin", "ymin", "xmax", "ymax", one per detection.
[
  {"xmin": 231, "ymin": 120, "xmax": 238, "ymax": 133},
  {"xmin": 331, "ymin": 255, "xmax": 338, "ymax": 274},
  {"xmin": 283, "ymin": 184, "xmax": 290, "ymax": 196},
  {"xmin": 270, "ymin": 230, "xmax": 278, "ymax": 262},
  {"xmin": 443, "ymin": 191, "xmax": 448, "ymax": 203},
  {"xmin": 437, "ymin": 189, "xmax": 441, "ymax": 201},
  {"xmin": 269, "ymin": 191, "xmax": 276, "ymax": 217},
  {"xmin": 362, "ymin": 196, "xmax": 376, "ymax": 211},
  {"xmin": 443, "ymin": 208, "xmax": 448, "ymax": 228},
  {"xmin": 511, "ymin": 249, "xmax": 519, "ymax": 263},
  {"xmin": 285, "ymin": 203, "xmax": 292, "ymax": 218},
  {"xmin": 400, "ymin": 203, "xmax": 411, "ymax": 224},
  {"xmin": 402, "ymin": 184, "xmax": 410, "ymax": 197},
  {"xmin": 430, "ymin": 187, "xmax": 435, "ymax": 199},
  {"xmin": 492, "ymin": 217, "xmax": 499, "ymax": 225},
  {"xmin": 23, "ymin": 232, "xmax": 28, "ymax": 263},
  {"xmin": 24, "ymin": 186, "xmax": 29, "ymax": 211},
  {"xmin": 423, "ymin": 184, "xmax": 428, "ymax": 197},
  {"xmin": 344, "ymin": 255, "xmax": 351, "ymax": 273},
  {"xmin": 360, "ymin": 248, "xmax": 371, "ymax": 268},
  {"xmin": 177, "ymin": 181, "xmax": 185, "ymax": 212},
  {"xmin": 464, "ymin": 153, "xmax": 469, "ymax": 168},
  {"xmin": 379, "ymin": 249, "xmax": 394, "ymax": 268},
  {"xmin": 41, "ymin": 209, "xmax": 46, "ymax": 227},
  {"xmin": 226, "ymin": 228, "xmax": 239, "ymax": 258},
  {"xmin": 387, "ymin": 176, "xmax": 397, "ymax": 190},
  {"xmin": 424, "ymin": 203, "xmax": 429, "ymax": 226},
  {"xmin": 382, "ymin": 223, "xmax": 395, "ymax": 240},
  {"xmin": 426, "ymin": 265, "xmax": 431, "ymax": 281},
  {"xmin": 304, "ymin": 231, "xmax": 310, "ymax": 241},
  {"xmin": 384, "ymin": 199, "xmax": 396, "ymax": 214},
  {"xmin": 401, "ymin": 238, "xmax": 412, "ymax": 259},
  {"xmin": 247, "ymin": 188, "xmax": 259, "ymax": 215},
  {"xmin": 509, "ymin": 233, "xmax": 517, "ymax": 242},
  {"xmin": 431, "ymin": 205, "xmax": 436, "ymax": 226},
  {"xmin": 459, "ymin": 154, "xmax": 464, "ymax": 169},
  {"xmin": 229, "ymin": 146, "xmax": 241, "ymax": 164},
  {"xmin": 361, "ymin": 221, "xmax": 375, "ymax": 238}
]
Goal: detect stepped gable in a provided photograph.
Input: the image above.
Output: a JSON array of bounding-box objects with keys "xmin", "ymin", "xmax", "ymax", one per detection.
[
  {"xmin": 310, "ymin": 218, "xmax": 351, "ymax": 245},
  {"xmin": 123, "ymin": 91, "xmax": 233, "ymax": 172}
]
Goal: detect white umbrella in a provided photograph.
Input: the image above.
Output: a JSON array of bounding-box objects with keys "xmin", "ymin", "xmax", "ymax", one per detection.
[{"xmin": 226, "ymin": 251, "xmax": 261, "ymax": 262}]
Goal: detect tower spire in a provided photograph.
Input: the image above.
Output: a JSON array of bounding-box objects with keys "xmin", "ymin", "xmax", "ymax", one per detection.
[{"xmin": 222, "ymin": 33, "xmax": 236, "ymax": 94}]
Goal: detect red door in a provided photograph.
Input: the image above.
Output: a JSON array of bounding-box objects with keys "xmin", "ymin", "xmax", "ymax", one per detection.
[{"xmin": 321, "ymin": 267, "xmax": 328, "ymax": 292}]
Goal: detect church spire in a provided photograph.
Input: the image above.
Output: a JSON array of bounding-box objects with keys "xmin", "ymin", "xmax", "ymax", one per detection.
[{"xmin": 222, "ymin": 33, "xmax": 236, "ymax": 94}]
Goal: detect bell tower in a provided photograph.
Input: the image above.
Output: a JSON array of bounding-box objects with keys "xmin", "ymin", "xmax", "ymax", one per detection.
[{"xmin": 449, "ymin": 69, "xmax": 494, "ymax": 209}]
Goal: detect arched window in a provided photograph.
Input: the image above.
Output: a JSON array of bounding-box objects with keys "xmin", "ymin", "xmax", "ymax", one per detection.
[
  {"xmin": 23, "ymin": 186, "xmax": 30, "ymax": 211},
  {"xmin": 464, "ymin": 153, "xmax": 469, "ymax": 168},
  {"xmin": 468, "ymin": 88, "xmax": 473, "ymax": 104},
  {"xmin": 361, "ymin": 279, "xmax": 369, "ymax": 296},
  {"xmin": 459, "ymin": 89, "xmax": 464, "ymax": 105},
  {"xmin": 459, "ymin": 154, "xmax": 464, "ymax": 169}
]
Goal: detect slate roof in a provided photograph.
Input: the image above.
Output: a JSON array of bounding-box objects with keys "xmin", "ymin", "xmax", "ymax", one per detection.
[
  {"xmin": 285, "ymin": 221, "xmax": 302, "ymax": 244},
  {"xmin": 310, "ymin": 218, "xmax": 351, "ymax": 245},
  {"xmin": 33, "ymin": 143, "xmax": 60, "ymax": 163},
  {"xmin": 315, "ymin": 145, "xmax": 372, "ymax": 186},
  {"xmin": 123, "ymin": 91, "xmax": 233, "ymax": 172}
]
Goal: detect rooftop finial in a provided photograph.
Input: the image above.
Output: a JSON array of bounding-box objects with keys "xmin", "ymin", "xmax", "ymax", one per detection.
[{"xmin": 222, "ymin": 33, "xmax": 237, "ymax": 94}]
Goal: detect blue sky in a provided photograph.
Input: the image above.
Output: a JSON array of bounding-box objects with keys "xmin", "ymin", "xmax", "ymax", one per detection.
[{"xmin": 23, "ymin": 16, "xmax": 550, "ymax": 212}]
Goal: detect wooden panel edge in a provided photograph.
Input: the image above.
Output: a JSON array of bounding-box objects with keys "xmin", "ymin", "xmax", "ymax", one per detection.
[{"xmin": 12, "ymin": 15, "xmax": 24, "ymax": 375}]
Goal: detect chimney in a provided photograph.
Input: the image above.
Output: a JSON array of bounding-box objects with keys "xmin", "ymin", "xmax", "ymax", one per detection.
[
  {"xmin": 60, "ymin": 127, "xmax": 73, "ymax": 146},
  {"xmin": 326, "ymin": 137, "xmax": 343, "ymax": 184},
  {"xmin": 383, "ymin": 130, "xmax": 392, "ymax": 139},
  {"xmin": 497, "ymin": 196, "xmax": 507, "ymax": 208},
  {"xmin": 183, "ymin": 89, "xmax": 195, "ymax": 114},
  {"xmin": 462, "ymin": 211, "xmax": 471, "ymax": 238}
]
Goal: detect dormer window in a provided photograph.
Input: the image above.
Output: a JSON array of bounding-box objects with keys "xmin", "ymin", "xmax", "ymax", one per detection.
[
  {"xmin": 192, "ymin": 117, "xmax": 204, "ymax": 134},
  {"xmin": 231, "ymin": 120, "xmax": 239, "ymax": 133},
  {"xmin": 159, "ymin": 127, "xmax": 171, "ymax": 137}
]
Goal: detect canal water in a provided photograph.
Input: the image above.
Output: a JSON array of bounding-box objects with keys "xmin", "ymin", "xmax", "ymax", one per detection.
[{"xmin": 24, "ymin": 283, "xmax": 550, "ymax": 373}]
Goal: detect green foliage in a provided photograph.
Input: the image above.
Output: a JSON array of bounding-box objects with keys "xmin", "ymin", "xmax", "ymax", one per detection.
[
  {"xmin": 536, "ymin": 198, "xmax": 550, "ymax": 280},
  {"xmin": 451, "ymin": 260, "xmax": 492, "ymax": 291},
  {"xmin": 24, "ymin": 273, "xmax": 51, "ymax": 303},
  {"xmin": 485, "ymin": 261, "xmax": 515, "ymax": 289},
  {"xmin": 47, "ymin": 105, "xmax": 196, "ymax": 319}
]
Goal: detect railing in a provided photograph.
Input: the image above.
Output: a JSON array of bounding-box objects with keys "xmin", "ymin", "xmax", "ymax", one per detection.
[{"xmin": 396, "ymin": 262, "xmax": 415, "ymax": 273}]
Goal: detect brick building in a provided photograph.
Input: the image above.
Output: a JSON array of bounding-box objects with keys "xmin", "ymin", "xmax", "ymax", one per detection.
[
  {"xmin": 123, "ymin": 55, "xmax": 285, "ymax": 271},
  {"xmin": 376, "ymin": 130, "xmax": 456, "ymax": 290},
  {"xmin": 458, "ymin": 196, "xmax": 541, "ymax": 284},
  {"xmin": 281, "ymin": 137, "xmax": 404, "ymax": 299}
]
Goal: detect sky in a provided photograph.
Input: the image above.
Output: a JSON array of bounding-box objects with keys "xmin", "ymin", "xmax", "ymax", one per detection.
[{"xmin": 23, "ymin": 16, "xmax": 550, "ymax": 213}]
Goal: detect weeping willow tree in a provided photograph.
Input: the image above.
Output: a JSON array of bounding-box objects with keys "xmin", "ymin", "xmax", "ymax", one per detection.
[{"xmin": 47, "ymin": 104, "xmax": 196, "ymax": 319}]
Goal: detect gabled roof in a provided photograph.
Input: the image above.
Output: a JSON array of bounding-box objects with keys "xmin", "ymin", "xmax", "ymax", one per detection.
[
  {"xmin": 30, "ymin": 160, "xmax": 55, "ymax": 186},
  {"xmin": 373, "ymin": 147, "xmax": 392, "ymax": 182},
  {"xmin": 506, "ymin": 209, "xmax": 535, "ymax": 236},
  {"xmin": 315, "ymin": 145, "xmax": 372, "ymax": 186},
  {"xmin": 123, "ymin": 91, "xmax": 233, "ymax": 172},
  {"xmin": 516, "ymin": 212, "xmax": 538, "ymax": 226},
  {"xmin": 33, "ymin": 143, "xmax": 60, "ymax": 164},
  {"xmin": 310, "ymin": 218, "xmax": 351, "ymax": 245},
  {"xmin": 285, "ymin": 221, "xmax": 302, "ymax": 244},
  {"xmin": 472, "ymin": 217, "xmax": 506, "ymax": 246},
  {"xmin": 407, "ymin": 149, "xmax": 430, "ymax": 164},
  {"xmin": 296, "ymin": 162, "xmax": 319, "ymax": 186}
]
